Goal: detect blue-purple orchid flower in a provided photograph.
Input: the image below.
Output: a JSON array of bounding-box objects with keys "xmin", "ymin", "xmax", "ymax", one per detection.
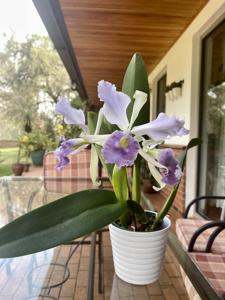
[
  {"xmin": 55, "ymin": 96, "xmax": 110, "ymax": 185},
  {"xmin": 97, "ymin": 80, "xmax": 188, "ymax": 189},
  {"xmin": 55, "ymin": 81, "xmax": 189, "ymax": 190}
]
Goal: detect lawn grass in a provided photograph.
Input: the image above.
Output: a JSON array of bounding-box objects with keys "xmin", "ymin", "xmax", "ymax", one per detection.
[{"xmin": 0, "ymin": 147, "xmax": 19, "ymax": 176}]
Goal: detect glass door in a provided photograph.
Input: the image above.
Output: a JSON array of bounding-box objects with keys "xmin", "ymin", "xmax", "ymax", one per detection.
[{"xmin": 198, "ymin": 20, "xmax": 225, "ymax": 219}]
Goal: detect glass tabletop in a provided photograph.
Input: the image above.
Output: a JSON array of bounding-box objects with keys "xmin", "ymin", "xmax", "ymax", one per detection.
[
  {"xmin": 0, "ymin": 177, "xmax": 188, "ymax": 300},
  {"xmin": 0, "ymin": 177, "xmax": 69, "ymax": 300}
]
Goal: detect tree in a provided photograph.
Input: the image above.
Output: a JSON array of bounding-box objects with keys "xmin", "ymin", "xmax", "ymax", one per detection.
[{"xmin": 0, "ymin": 34, "xmax": 79, "ymax": 139}]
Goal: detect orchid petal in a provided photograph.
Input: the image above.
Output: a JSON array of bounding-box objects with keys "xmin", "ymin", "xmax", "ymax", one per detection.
[
  {"xmin": 147, "ymin": 163, "xmax": 166, "ymax": 191},
  {"xmin": 82, "ymin": 134, "xmax": 110, "ymax": 146},
  {"xmin": 55, "ymin": 138, "xmax": 86, "ymax": 171},
  {"xmin": 70, "ymin": 144, "xmax": 88, "ymax": 155},
  {"xmin": 128, "ymin": 91, "xmax": 148, "ymax": 130},
  {"xmin": 139, "ymin": 148, "xmax": 166, "ymax": 191},
  {"xmin": 56, "ymin": 97, "xmax": 88, "ymax": 132},
  {"xmin": 102, "ymin": 131, "xmax": 140, "ymax": 168},
  {"xmin": 90, "ymin": 145, "xmax": 101, "ymax": 187},
  {"xmin": 94, "ymin": 108, "xmax": 103, "ymax": 135},
  {"xmin": 132, "ymin": 113, "xmax": 189, "ymax": 140},
  {"xmin": 139, "ymin": 148, "xmax": 166, "ymax": 170},
  {"xmin": 98, "ymin": 80, "xmax": 130, "ymax": 130},
  {"xmin": 159, "ymin": 148, "xmax": 183, "ymax": 186},
  {"xmin": 142, "ymin": 139, "xmax": 163, "ymax": 153}
]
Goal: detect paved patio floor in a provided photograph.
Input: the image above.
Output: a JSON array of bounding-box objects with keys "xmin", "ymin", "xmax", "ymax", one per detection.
[{"xmin": 0, "ymin": 231, "xmax": 189, "ymax": 300}]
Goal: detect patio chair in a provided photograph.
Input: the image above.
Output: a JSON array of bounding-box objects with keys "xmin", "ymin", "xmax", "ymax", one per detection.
[
  {"xmin": 176, "ymin": 196, "xmax": 225, "ymax": 300},
  {"xmin": 43, "ymin": 148, "xmax": 111, "ymax": 194}
]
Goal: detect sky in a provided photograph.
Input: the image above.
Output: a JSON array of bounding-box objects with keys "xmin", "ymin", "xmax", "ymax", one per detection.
[{"xmin": 0, "ymin": 0, "xmax": 48, "ymax": 48}]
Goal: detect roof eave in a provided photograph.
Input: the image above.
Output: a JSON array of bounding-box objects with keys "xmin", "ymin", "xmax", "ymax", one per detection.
[{"xmin": 32, "ymin": 0, "xmax": 88, "ymax": 100}]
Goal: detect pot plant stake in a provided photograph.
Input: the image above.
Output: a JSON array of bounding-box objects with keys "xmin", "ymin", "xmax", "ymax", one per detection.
[{"xmin": 0, "ymin": 54, "xmax": 201, "ymax": 285}]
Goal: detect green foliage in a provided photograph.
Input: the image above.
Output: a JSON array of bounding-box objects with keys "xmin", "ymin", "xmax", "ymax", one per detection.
[
  {"xmin": 19, "ymin": 131, "xmax": 52, "ymax": 153},
  {"xmin": 178, "ymin": 138, "xmax": 202, "ymax": 171},
  {"xmin": 0, "ymin": 35, "xmax": 73, "ymax": 138},
  {"xmin": 112, "ymin": 166, "xmax": 129, "ymax": 202},
  {"xmin": 122, "ymin": 53, "xmax": 150, "ymax": 203},
  {"xmin": 0, "ymin": 189, "xmax": 126, "ymax": 257},
  {"xmin": 122, "ymin": 53, "xmax": 150, "ymax": 125},
  {"xmin": 0, "ymin": 148, "xmax": 18, "ymax": 176},
  {"xmin": 127, "ymin": 200, "xmax": 146, "ymax": 224}
]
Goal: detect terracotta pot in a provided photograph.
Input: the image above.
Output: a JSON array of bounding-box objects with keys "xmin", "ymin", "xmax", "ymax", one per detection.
[
  {"xmin": 109, "ymin": 211, "xmax": 171, "ymax": 285},
  {"xmin": 11, "ymin": 163, "xmax": 24, "ymax": 176},
  {"xmin": 22, "ymin": 163, "xmax": 31, "ymax": 172}
]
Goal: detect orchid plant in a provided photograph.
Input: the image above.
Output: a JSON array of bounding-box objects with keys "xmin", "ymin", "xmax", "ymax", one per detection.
[
  {"xmin": 0, "ymin": 54, "xmax": 201, "ymax": 258},
  {"xmin": 55, "ymin": 80, "xmax": 188, "ymax": 230}
]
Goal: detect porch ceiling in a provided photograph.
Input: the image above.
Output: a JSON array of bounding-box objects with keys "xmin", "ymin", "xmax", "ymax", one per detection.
[
  {"xmin": 35, "ymin": 0, "xmax": 208, "ymax": 105},
  {"xmin": 59, "ymin": 0, "xmax": 208, "ymax": 105}
]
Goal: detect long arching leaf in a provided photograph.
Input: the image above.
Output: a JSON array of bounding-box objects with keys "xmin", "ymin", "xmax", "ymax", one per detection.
[{"xmin": 0, "ymin": 189, "xmax": 126, "ymax": 258}]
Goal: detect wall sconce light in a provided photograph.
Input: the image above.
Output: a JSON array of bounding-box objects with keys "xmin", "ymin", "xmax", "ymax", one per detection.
[{"xmin": 165, "ymin": 80, "xmax": 184, "ymax": 101}]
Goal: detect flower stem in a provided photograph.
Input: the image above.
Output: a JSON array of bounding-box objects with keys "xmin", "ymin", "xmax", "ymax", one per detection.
[
  {"xmin": 132, "ymin": 158, "xmax": 141, "ymax": 203},
  {"xmin": 151, "ymin": 185, "xmax": 179, "ymax": 230}
]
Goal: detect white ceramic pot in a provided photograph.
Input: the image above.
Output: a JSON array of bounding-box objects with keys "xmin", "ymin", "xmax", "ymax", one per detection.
[{"xmin": 109, "ymin": 212, "xmax": 171, "ymax": 285}]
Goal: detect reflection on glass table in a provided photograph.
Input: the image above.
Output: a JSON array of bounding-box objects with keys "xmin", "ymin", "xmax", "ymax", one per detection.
[
  {"xmin": 0, "ymin": 177, "xmax": 73, "ymax": 300},
  {"xmin": 0, "ymin": 176, "xmax": 188, "ymax": 300}
]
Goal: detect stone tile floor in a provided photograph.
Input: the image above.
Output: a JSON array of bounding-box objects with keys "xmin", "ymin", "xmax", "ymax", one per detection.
[{"xmin": 0, "ymin": 231, "xmax": 189, "ymax": 300}]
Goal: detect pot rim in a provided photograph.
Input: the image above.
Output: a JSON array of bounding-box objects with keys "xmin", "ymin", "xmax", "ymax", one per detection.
[{"xmin": 110, "ymin": 210, "xmax": 171, "ymax": 235}]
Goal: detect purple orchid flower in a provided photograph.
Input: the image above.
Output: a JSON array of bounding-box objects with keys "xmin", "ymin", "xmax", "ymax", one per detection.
[
  {"xmin": 102, "ymin": 131, "xmax": 140, "ymax": 168},
  {"xmin": 159, "ymin": 149, "xmax": 182, "ymax": 186},
  {"xmin": 98, "ymin": 80, "xmax": 189, "ymax": 141},
  {"xmin": 98, "ymin": 80, "xmax": 189, "ymax": 169},
  {"xmin": 56, "ymin": 97, "xmax": 87, "ymax": 132},
  {"xmin": 132, "ymin": 113, "xmax": 189, "ymax": 140},
  {"xmin": 98, "ymin": 80, "xmax": 130, "ymax": 130},
  {"xmin": 55, "ymin": 138, "xmax": 85, "ymax": 171}
]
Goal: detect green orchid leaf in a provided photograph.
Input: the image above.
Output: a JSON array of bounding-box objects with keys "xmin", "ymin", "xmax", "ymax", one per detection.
[
  {"xmin": 127, "ymin": 200, "xmax": 146, "ymax": 222},
  {"xmin": 0, "ymin": 189, "xmax": 126, "ymax": 258},
  {"xmin": 87, "ymin": 111, "xmax": 97, "ymax": 135},
  {"xmin": 122, "ymin": 53, "xmax": 150, "ymax": 126},
  {"xmin": 87, "ymin": 111, "xmax": 112, "ymax": 135},
  {"xmin": 178, "ymin": 138, "xmax": 202, "ymax": 171}
]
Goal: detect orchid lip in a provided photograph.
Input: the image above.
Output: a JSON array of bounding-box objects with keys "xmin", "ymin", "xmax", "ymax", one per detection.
[{"xmin": 102, "ymin": 131, "xmax": 140, "ymax": 168}]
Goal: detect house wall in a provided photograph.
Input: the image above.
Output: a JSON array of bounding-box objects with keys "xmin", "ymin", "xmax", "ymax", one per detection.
[{"xmin": 148, "ymin": 0, "xmax": 225, "ymax": 210}]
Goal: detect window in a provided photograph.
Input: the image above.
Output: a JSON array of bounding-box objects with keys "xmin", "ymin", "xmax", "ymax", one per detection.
[
  {"xmin": 198, "ymin": 20, "xmax": 225, "ymax": 219},
  {"xmin": 156, "ymin": 73, "xmax": 167, "ymax": 115}
]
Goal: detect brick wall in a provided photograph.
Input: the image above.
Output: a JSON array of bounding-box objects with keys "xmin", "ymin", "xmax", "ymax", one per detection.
[{"xmin": 159, "ymin": 144, "xmax": 186, "ymax": 214}]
